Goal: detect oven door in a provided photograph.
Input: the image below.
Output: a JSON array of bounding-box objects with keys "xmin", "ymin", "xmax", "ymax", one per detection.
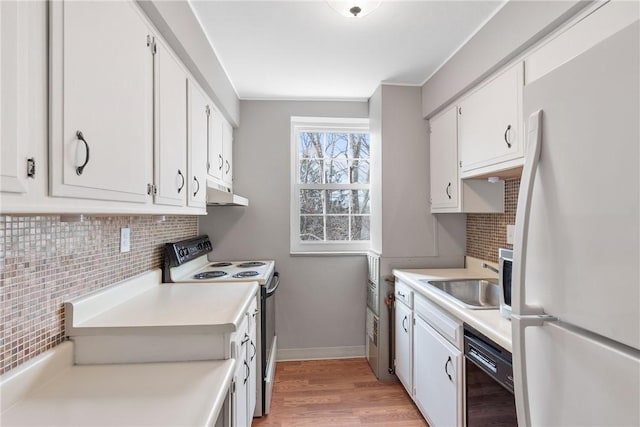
[{"xmin": 260, "ymin": 272, "xmax": 279, "ymax": 416}]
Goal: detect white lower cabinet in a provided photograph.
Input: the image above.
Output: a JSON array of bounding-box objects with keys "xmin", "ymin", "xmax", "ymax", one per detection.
[
  {"xmin": 394, "ymin": 280, "xmax": 464, "ymax": 427},
  {"xmin": 232, "ymin": 298, "xmax": 258, "ymax": 426},
  {"xmin": 394, "ymin": 282, "xmax": 414, "ymax": 393},
  {"xmin": 414, "ymin": 315, "xmax": 462, "ymax": 427}
]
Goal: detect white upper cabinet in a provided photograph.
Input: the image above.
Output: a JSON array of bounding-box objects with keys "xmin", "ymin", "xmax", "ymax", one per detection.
[
  {"xmin": 208, "ymin": 107, "xmax": 234, "ymax": 190},
  {"xmin": 429, "ymin": 106, "xmax": 459, "ymax": 210},
  {"xmin": 187, "ymin": 81, "xmax": 209, "ymax": 208},
  {"xmin": 153, "ymin": 38, "xmax": 187, "ymax": 207},
  {"xmin": 49, "ymin": 0, "xmax": 153, "ymax": 203},
  {"xmin": 429, "ymin": 105, "xmax": 504, "ymax": 214},
  {"xmin": 208, "ymin": 108, "xmax": 224, "ymax": 182},
  {"xmin": 1, "ymin": 1, "xmax": 32, "ymax": 195},
  {"xmin": 222, "ymin": 119, "xmax": 234, "ymax": 188},
  {"xmin": 458, "ymin": 62, "xmax": 524, "ymax": 177}
]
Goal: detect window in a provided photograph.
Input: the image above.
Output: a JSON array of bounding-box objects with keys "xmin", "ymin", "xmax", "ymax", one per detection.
[{"xmin": 290, "ymin": 117, "xmax": 371, "ymax": 253}]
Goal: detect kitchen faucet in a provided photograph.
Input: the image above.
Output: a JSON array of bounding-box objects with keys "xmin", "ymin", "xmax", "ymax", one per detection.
[{"xmin": 481, "ymin": 263, "xmax": 499, "ymax": 274}]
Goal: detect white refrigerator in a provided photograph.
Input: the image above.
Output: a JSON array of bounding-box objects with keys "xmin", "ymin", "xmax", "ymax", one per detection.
[{"xmin": 512, "ymin": 18, "xmax": 639, "ymax": 427}]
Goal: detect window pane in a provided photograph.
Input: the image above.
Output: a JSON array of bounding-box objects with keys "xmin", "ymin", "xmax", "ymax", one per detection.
[
  {"xmin": 351, "ymin": 190, "xmax": 370, "ymax": 214},
  {"xmin": 325, "ymin": 133, "xmax": 348, "ymax": 160},
  {"xmin": 350, "ymin": 133, "xmax": 370, "ymax": 159},
  {"xmin": 326, "ymin": 190, "xmax": 350, "ymax": 214},
  {"xmin": 327, "ymin": 216, "xmax": 349, "ymax": 240},
  {"xmin": 325, "ymin": 160, "xmax": 349, "ymax": 184},
  {"xmin": 299, "ymin": 132, "xmax": 324, "ymax": 158},
  {"xmin": 299, "ymin": 160, "xmax": 322, "ymax": 184},
  {"xmin": 350, "ymin": 160, "xmax": 370, "ymax": 184},
  {"xmin": 300, "ymin": 190, "xmax": 323, "ymax": 214},
  {"xmin": 300, "ymin": 216, "xmax": 324, "ymax": 241},
  {"xmin": 351, "ymin": 216, "xmax": 370, "ymax": 241}
]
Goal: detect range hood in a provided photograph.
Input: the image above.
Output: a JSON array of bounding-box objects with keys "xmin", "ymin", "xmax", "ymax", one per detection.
[{"xmin": 206, "ymin": 179, "xmax": 249, "ymax": 206}]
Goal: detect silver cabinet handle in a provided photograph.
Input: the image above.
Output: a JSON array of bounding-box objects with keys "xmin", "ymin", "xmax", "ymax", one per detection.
[
  {"xmin": 177, "ymin": 170, "xmax": 185, "ymax": 193},
  {"xmin": 218, "ymin": 154, "xmax": 223, "ymax": 170},
  {"xmin": 402, "ymin": 315, "xmax": 408, "ymax": 333},
  {"xmin": 504, "ymin": 124, "xmax": 512, "ymax": 148},
  {"xmin": 446, "ymin": 182, "xmax": 452, "ymax": 199},
  {"xmin": 250, "ymin": 340, "xmax": 256, "ymax": 361},
  {"xmin": 444, "ymin": 356, "xmax": 453, "ymax": 382},
  {"xmin": 75, "ymin": 131, "xmax": 90, "ymax": 175},
  {"xmin": 241, "ymin": 333, "xmax": 250, "ymax": 345},
  {"xmin": 193, "ymin": 176, "xmax": 200, "ymax": 197},
  {"xmin": 225, "ymin": 160, "xmax": 230, "ymax": 175}
]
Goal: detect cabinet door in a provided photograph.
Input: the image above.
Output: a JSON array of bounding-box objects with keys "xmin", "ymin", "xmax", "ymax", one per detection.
[
  {"xmin": 50, "ymin": 1, "xmax": 153, "ymax": 203},
  {"xmin": 233, "ymin": 358, "xmax": 248, "ymax": 427},
  {"xmin": 208, "ymin": 107, "xmax": 224, "ymax": 182},
  {"xmin": 154, "ymin": 39, "xmax": 187, "ymax": 207},
  {"xmin": 429, "ymin": 106, "xmax": 459, "ymax": 211},
  {"xmin": 458, "ymin": 63, "xmax": 523, "ymax": 174},
  {"xmin": 222, "ymin": 118, "xmax": 233, "ymax": 188},
  {"xmin": 395, "ymin": 301, "xmax": 413, "ymax": 393},
  {"xmin": 187, "ymin": 81, "xmax": 208, "ymax": 208},
  {"xmin": 414, "ymin": 316, "xmax": 462, "ymax": 427},
  {"xmin": 1, "ymin": 1, "xmax": 29, "ymax": 194}
]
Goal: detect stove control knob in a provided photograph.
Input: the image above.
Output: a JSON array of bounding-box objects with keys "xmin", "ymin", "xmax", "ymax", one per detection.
[{"xmin": 197, "ymin": 243, "xmax": 203, "ymax": 250}]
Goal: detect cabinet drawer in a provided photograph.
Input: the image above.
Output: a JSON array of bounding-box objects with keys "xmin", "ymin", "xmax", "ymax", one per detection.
[
  {"xmin": 415, "ymin": 294, "xmax": 462, "ymax": 349},
  {"xmin": 395, "ymin": 280, "xmax": 413, "ymax": 308}
]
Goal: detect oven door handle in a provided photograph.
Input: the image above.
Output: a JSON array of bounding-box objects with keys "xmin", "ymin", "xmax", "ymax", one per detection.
[{"xmin": 266, "ymin": 272, "xmax": 280, "ymax": 297}]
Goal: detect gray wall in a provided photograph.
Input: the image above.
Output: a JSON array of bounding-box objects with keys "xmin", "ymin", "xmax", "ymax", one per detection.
[
  {"xmin": 421, "ymin": 0, "xmax": 590, "ymax": 118},
  {"xmin": 199, "ymin": 100, "xmax": 370, "ymax": 353},
  {"xmin": 138, "ymin": 0, "xmax": 240, "ymax": 125}
]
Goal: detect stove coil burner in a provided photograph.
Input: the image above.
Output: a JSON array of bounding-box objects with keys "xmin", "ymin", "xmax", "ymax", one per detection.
[
  {"xmin": 193, "ymin": 271, "xmax": 228, "ymax": 279},
  {"xmin": 237, "ymin": 261, "xmax": 266, "ymax": 268},
  {"xmin": 209, "ymin": 262, "xmax": 233, "ymax": 268},
  {"xmin": 233, "ymin": 271, "xmax": 260, "ymax": 278}
]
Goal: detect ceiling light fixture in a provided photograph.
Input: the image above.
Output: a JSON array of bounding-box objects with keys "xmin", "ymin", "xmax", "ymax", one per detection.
[{"xmin": 327, "ymin": 1, "xmax": 382, "ymax": 18}]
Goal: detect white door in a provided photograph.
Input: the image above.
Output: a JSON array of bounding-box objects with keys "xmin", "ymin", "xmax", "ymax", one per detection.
[
  {"xmin": 458, "ymin": 62, "xmax": 523, "ymax": 173},
  {"xmin": 49, "ymin": 1, "xmax": 153, "ymax": 203},
  {"xmin": 187, "ymin": 81, "xmax": 208, "ymax": 208},
  {"xmin": 154, "ymin": 39, "xmax": 187, "ymax": 207},
  {"xmin": 414, "ymin": 316, "xmax": 461, "ymax": 427},
  {"xmin": 394, "ymin": 301, "xmax": 412, "ymax": 393},
  {"xmin": 429, "ymin": 106, "xmax": 459, "ymax": 210}
]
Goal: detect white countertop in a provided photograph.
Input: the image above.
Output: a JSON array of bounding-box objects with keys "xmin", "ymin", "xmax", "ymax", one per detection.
[
  {"xmin": 67, "ymin": 277, "xmax": 259, "ymax": 336},
  {"xmin": 1, "ymin": 343, "xmax": 235, "ymax": 426},
  {"xmin": 393, "ymin": 267, "xmax": 512, "ymax": 352}
]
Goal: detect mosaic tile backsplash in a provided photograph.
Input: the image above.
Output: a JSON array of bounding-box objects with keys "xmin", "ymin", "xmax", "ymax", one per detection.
[
  {"xmin": 466, "ymin": 178, "xmax": 521, "ymax": 263},
  {"xmin": 0, "ymin": 215, "xmax": 198, "ymax": 375}
]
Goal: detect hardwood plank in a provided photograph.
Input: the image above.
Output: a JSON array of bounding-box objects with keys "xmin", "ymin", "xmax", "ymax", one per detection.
[{"xmin": 253, "ymin": 358, "xmax": 429, "ymax": 427}]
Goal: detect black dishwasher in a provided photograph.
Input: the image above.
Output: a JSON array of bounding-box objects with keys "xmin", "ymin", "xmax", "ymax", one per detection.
[{"xmin": 464, "ymin": 324, "xmax": 517, "ymax": 426}]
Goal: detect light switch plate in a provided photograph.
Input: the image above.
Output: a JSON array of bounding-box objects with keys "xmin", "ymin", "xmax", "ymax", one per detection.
[
  {"xmin": 506, "ymin": 224, "xmax": 515, "ymax": 245},
  {"xmin": 120, "ymin": 227, "xmax": 130, "ymax": 253}
]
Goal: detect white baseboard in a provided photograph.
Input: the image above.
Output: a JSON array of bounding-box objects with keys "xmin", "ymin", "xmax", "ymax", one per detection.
[{"xmin": 276, "ymin": 345, "xmax": 365, "ymax": 362}]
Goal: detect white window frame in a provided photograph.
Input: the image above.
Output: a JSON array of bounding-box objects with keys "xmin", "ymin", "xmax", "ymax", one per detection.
[{"xmin": 290, "ymin": 116, "xmax": 371, "ymax": 254}]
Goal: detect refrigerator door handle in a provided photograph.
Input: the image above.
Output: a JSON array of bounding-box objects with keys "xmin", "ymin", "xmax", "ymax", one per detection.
[
  {"xmin": 512, "ymin": 110, "xmax": 544, "ymax": 317},
  {"xmin": 512, "ymin": 314, "xmax": 558, "ymax": 427}
]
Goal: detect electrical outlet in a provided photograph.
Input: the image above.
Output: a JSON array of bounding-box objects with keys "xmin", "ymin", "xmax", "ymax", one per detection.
[
  {"xmin": 120, "ymin": 227, "xmax": 130, "ymax": 253},
  {"xmin": 506, "ymin": 224, "xmax": 515, "ymax": 245}
]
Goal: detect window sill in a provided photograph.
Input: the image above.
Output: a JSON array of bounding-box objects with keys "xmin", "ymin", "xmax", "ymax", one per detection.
[{"xmin": 290, "ymin": 251, "xmax": 369, "ymax": 257}]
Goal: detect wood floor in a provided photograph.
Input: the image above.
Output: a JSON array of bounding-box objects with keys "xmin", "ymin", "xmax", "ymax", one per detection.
[{"xmin": 252, "ymin": 358, "xmax": 429, "ymax": 427}]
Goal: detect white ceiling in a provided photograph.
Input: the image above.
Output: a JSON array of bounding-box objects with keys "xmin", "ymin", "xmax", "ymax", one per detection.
[{"xmin": 190, "ymin": 1, "xmax": 505, "ymax": 101}]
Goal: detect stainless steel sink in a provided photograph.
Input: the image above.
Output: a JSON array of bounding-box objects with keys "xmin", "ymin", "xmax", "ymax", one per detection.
[{"xmin": 418, "ymin": 278, "xmax": 500, "ymax": 310}]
